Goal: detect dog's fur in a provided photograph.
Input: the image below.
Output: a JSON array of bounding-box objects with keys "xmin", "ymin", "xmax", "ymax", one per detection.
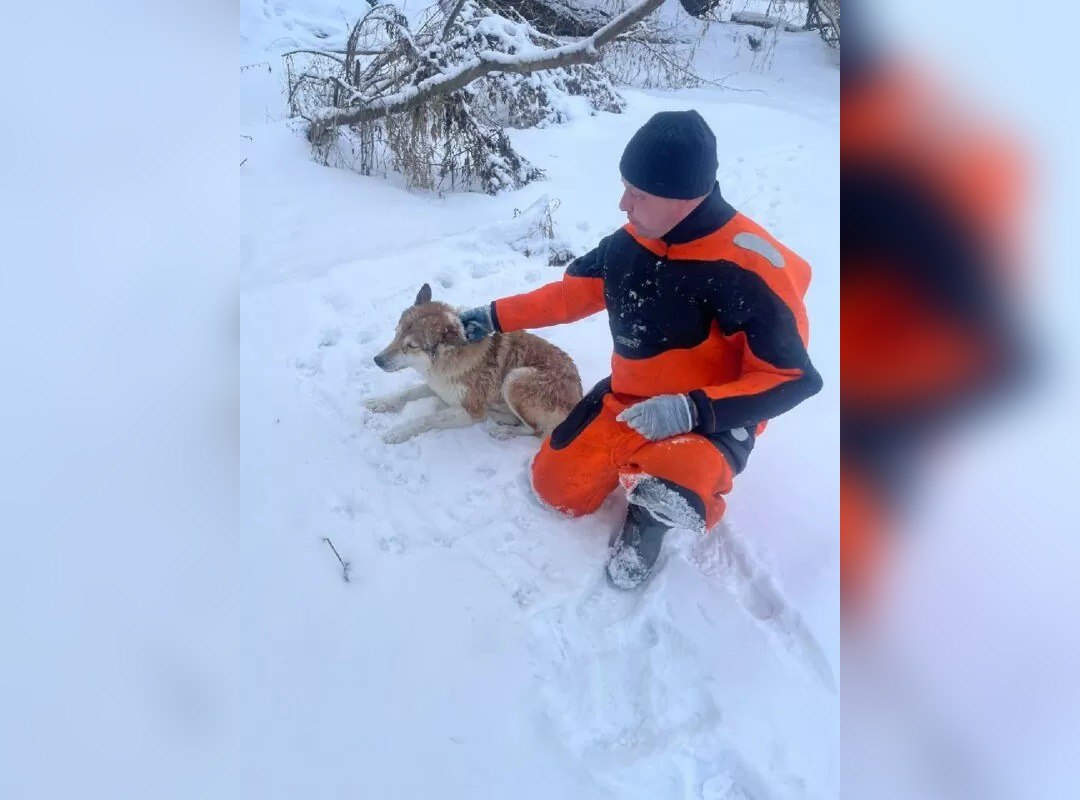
[{"xmin": 365, "ymin": 284, "xmax": 583, "ymax": 444}]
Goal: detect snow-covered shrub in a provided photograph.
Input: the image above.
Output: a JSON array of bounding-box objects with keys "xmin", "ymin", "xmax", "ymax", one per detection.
[
  {"xmin": 507, "ymin": 196, "xmax": 577, "ymax": 266},
  {"xmin": 463, "ymin": 3, "xmax": 625, "ymax": 129}
]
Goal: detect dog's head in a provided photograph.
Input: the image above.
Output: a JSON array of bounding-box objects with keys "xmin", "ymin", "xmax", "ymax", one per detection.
[{"xmin": 373, "ymin": 283, "xmax": 467, "ymax": 373}]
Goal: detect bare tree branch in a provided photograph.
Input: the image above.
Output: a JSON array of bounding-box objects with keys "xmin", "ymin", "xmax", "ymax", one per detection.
[
  {"xmin": 308, "ymin": 0, "xmax": 665, "ymax": 140},
  {"xmin": 441, "ymin": 0, "xmax": 468, "ymax": 40},
  {"xmin": 627, "ymin": 37, "xmax": 766, "ymax": 94},
  {"xmin": 281, "ymin": 48, "xmax": 385, "ymax": 61}
]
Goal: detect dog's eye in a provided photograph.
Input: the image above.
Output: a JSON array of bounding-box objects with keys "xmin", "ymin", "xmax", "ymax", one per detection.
[{"xmin": 403, "ymin": 343, "xmax": 417, "ymax": 350}]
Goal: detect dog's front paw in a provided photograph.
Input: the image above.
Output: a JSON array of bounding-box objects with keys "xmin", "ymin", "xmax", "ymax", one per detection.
[
  {"xmin": 364, "ymin": 396, "xmax": 402, "ymax": 413},
  {"xmin": 382, "ymin": 425, "xmax": 415, "ymax": 445}
]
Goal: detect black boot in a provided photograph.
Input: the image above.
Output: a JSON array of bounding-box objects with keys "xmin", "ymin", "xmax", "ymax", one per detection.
[{"xmin": 606, "ymin": 502, "xmax": 671, "ymax": 590}]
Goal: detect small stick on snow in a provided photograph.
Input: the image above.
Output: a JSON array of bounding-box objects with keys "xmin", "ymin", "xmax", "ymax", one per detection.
[{"xmin": 322, "ymin": 537, "xmax": 352, "ymax": 583}]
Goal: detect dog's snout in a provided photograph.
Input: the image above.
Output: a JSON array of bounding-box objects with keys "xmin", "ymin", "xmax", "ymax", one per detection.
[{"xmin": 373, "ymin": 352, "xmax": 386, "ymax": 369}]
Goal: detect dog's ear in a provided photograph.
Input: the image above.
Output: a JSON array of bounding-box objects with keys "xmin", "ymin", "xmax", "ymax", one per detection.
[
  {"xmin": 415, "ymin": 283, "xmax": 432, "ymax": 306},
  {"xmin": 440, "ymin": 324, "xmax": 465, "ymax": 347},
  {"xmin": 436, "ymin": 317, "xmax": 467, "ymax": 349}
]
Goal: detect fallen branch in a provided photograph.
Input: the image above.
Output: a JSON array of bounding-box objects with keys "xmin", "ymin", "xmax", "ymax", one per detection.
[
  {"xmin": 730, "ymin": 11, "xmax": 801, "ymax": 32},
  {"xmin": 307, "ymin": 0, "xmax": 665, "ymax": 140}
]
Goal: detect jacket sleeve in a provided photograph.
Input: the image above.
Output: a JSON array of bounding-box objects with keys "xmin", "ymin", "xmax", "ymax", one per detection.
[
  {"xmin": 491, "ymin": 239, "xmax": 607, "ymax": 333},
  {"xmin": 689, "ymin": 269, "xmax": 823, "ymax": 434}
]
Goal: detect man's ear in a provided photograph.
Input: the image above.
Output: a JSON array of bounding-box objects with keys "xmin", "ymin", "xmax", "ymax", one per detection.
[{"xmin": 415, "ymin": 283, "xmax": 432, "ymax": 306}]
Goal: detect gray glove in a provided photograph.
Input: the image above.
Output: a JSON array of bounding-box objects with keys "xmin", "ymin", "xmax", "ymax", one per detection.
[
  {"xmin": 460, "ymin": 305, "xmax": 495, "ymax": 341},
  {"xmin": 617, "ymin": 394, "xmax": 697, "ymax": 441}
]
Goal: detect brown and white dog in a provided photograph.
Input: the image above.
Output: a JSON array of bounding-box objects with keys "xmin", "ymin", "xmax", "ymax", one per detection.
[{"xmin": 366, "ymin": 284, "xmax": 583, "ymax": 444}]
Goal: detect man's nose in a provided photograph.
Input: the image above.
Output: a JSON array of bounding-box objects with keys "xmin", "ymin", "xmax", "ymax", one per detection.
[{"xmin": 618, "ymin": 191, "xmax": 630, "ymax": 213}]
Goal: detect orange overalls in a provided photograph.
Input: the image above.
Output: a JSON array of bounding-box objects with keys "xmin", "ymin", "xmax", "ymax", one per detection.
[{"xmin": 489, "ymin": 184, "xmax": 822, "ymax": 530}]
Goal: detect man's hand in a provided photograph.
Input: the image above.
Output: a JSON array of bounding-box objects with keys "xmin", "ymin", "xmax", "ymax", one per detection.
[
  {"xmin": 460, "ymin": 305, "xmax": 495, "ymax": 342},
  {"xmin": 617, "ymin": 394, "xmax": 697, "ymax": 441}
]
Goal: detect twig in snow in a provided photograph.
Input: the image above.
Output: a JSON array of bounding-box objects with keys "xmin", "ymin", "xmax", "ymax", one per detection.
[{"xmin": 322, "ymin": 537, "xmax": 352, "ymax": 583}]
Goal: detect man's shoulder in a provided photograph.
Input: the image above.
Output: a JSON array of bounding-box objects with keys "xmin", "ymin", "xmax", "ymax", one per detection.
[{"xmin": 670, "ymin": 214, "xmax": 811, "ymax": 295}]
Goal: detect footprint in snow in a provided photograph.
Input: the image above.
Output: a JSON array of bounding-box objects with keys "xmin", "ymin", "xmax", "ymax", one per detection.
[
  {"xmin": 512, "ymin": 582, "xmax": 539, "ymax": 609},
  {"xmin": 330, "ymin": 493, "xmax": 368, "ymax": 521},
  {"xmin": 447, "ymin": 498, "xmax": 495, "ymax": 526},
  {"xmin": 462, "ymin": 488, "xmax": 489, "ymax": 507},
  {"xmin": 470, "ymin": 262, "xmax": 501, "ymax": 279},
  {"xmin": 322, "ymin": 291, "xmax": 350, "ymax": 313},
  {"xmin": 378, "ymin": 535, "xmax": 409, "ymax": 556},
  {"xmin": 295, "ymin": 353, "xmax": 322, "ymax": 376}
]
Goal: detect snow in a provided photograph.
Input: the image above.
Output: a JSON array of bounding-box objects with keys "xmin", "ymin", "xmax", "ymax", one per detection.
[{"xmin": 234, "ymin": 5, "xmax": 839, "ymax": 799}]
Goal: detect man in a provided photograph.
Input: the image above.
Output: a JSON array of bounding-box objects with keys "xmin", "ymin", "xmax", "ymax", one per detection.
[{"xmin": 460, "ymin": 110, "xmax": 823, "ymax": 588}]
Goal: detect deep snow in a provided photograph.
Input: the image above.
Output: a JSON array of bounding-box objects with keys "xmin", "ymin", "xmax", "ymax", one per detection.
[{"xmin": 237, "ymin": 3, "xmax": 838, "ymax": 797}]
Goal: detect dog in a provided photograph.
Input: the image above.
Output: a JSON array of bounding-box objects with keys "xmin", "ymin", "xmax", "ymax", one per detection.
[{"xmin": 365, "ymin": 283, "xmax": 583, "ymax": 444}]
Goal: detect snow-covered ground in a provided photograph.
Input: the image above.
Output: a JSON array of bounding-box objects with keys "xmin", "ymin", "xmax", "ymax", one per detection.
[{"xmin": 239, "ymin": 3, "xmax": 838, "ymax": 798}]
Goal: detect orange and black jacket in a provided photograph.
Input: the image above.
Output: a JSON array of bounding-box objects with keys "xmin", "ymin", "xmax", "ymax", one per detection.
[{"xmin": 489, "ymin": 184, "xmax": 823, "ymax": 434}]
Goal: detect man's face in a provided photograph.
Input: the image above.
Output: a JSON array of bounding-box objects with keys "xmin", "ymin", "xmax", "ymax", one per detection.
[{"xmin": 618, "ymin": 180, "xmax": 703, "ymax": 240}]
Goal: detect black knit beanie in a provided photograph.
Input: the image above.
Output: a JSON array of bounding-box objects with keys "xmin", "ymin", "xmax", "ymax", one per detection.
[{"xmin": 619, "ymin": 110, "xmax": 718, "ymax": 200}]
